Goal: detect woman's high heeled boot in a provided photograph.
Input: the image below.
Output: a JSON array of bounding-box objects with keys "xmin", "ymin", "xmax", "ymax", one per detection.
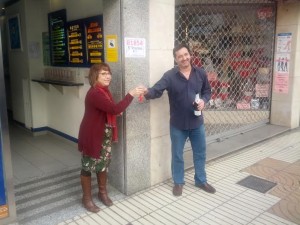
[
  {"xmin": 97, "ymin": 170, "xmax": 113, "ymax": 207},
  {"xmin": 80, "ymin": 173, "xmax": 100, "ymax": 213}
]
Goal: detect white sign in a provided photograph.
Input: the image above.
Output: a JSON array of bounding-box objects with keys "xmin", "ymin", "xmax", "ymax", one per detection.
[
  {"xmin": 124, "ymin": 38, "xmax": 146, "ymax": 58},
  {"xmin": 277, "ymin": 33, "xmax": 292, "ymax": 53}
]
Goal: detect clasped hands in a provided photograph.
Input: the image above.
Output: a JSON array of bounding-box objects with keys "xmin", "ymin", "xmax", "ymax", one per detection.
[{"xmin": 129, "ymin": 85, "xmax": 148, "ymax": 98}]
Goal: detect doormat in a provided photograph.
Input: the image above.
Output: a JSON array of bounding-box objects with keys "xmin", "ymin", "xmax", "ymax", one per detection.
[{"xmin": 237, "ymin": 175, "xmax": 277, "ymax": 193}]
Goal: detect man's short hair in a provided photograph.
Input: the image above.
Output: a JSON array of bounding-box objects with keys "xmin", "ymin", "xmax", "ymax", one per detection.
[{"xmin": 173, "ymin": 43, "xmax": 191, "ymax": 58}]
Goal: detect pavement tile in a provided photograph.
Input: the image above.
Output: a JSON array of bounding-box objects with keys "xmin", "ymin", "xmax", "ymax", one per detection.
[
  {"xmin": 170, "ymin": 201, "xmax": 201, "ymax": 218},
  {"xmin": 73, "ymin": 218, "xmax": 89, "ymax": 225},
  {"xmin": 256, "ymin": 158, "xmax": 291, "ymax": 170},
  {"xmin": 107, "ymin": 204, "xmax": 135, "ymax": 222},
  {"xmin": 148, "ymin": 212, "xmax": 173, "ymax": 225},
  {"xmin": 82, "ymin": 215, "xmax": 108, "ymax": 225},
  {"xmin": 126, "ymin": 197, "xmax": 153, "ymax": 214},
  {"xmin": 268, "ymin": 189, "xmax": 300, "ymax": 225},
  {"xmin": 207, "ymin": 209, "xmax": 244, "ymax": 225},
  {"xmin": 135, "ymin": 217, "xmax": 154, "ymax": 225},
  {"xmin": 57, "ymin": 128, "xmax": 300, "ymax": 225},
  {"xmin": 258, "ymin": 212, "xmax": 298, "ymax": 225},
  {"xmin": 131, "ymin": 195, "xmax": 159, "ymax": 211},
  {"xmin": 117, "ymin": 200, "xmax": 147, "ymax": 217},
  {"xmin": 241, "ymin": 163, "xmax": 279, "ymax": 178},
  {"xmin": 268, "ymin": 171, "xmax": 300, "ymax": 187},
  {"xmin": 154, "ymin": 209, "xmax": 186, "ymax": 225},
  {"xmin": 283, "ymin": 163, "xmax": 300, "ymax": 176},
  {"xmin": 161, "ymin": 206, "xmax": 192, "ymax": 224}
]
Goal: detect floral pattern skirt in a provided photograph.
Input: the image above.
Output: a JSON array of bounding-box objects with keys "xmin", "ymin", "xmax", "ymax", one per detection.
[{"xmin": 81, "ymin": 125, "xmax": 112, "ymax": 173}]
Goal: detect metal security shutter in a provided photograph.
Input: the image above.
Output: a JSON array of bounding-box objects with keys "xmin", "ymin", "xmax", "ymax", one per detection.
[{"xmin": 175, "ymin": 0, "xmax": 276, "ymax": 140}]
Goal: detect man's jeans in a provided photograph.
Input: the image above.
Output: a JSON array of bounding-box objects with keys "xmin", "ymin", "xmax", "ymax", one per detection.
[{"xmin": 170, "ymin": 124, "xmax": 207, "ymax": 185}]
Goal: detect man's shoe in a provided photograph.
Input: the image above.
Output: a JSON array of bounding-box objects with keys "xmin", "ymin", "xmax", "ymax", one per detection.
[
  {"xmin": 172, "ymin": 184, "xmax": 183, "ymax": 196},
  {"xmin": 196, "ymin": 183, "xmax": 216, "ymax": 194}
]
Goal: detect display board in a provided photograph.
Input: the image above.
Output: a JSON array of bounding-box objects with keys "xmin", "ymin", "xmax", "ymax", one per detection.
[
  {"xmin": 48, "ymin": 9, "xmax": 68, "ymax": 66},
  {"xmin": 67, "ymin": 21, "xmax": 86, "ymax": 65},
  {"xmin": 85, "ymin": 15, "xmax": 104, "ymax": 64},
  {"xmin": 67, "ymin": 15, "xmax": 104, "ymax": 66}
]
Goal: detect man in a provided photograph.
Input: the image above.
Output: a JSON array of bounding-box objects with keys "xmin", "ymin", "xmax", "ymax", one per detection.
[{"xmin": 144, "ymin": 43, "xmax": 216, "ymax": 196}]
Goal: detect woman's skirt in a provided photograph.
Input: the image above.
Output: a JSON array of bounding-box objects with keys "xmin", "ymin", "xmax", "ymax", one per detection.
[{"xmin": 81, "ymin": 125, "xmax": 112, "ymax": 173}]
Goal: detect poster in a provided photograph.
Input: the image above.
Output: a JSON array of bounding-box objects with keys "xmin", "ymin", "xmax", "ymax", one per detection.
[
  {"xmin": 274, "ymin": 33, "xmax": 292, "ymax": 94},
  {"xmin": 124, "ymin": 38, "xmax": 146, "ymax": 58},
  {"xmin": 276, "ymin": 33, "xmax": 292, "ymax": 53},
  {"xmin": 275, "ymin": 53, "xmax": 290, "ymax": 73},
  {"xmin": 106, "ymin": 35, "xmax": 118, "ymax": 62},
  {"xmin": 8, "ymin": 14, "xmax": 22, "ymax": 50}
]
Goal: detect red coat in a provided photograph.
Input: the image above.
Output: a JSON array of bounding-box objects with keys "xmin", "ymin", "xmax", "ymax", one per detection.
[{"xmin": 78, "ymin": 87, "xmax": 133, "ymax": 158}]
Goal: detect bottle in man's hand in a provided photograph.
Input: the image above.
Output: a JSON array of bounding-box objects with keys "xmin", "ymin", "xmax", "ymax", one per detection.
[{"xmin": 194, "ymin": 93, "xmax": 201, "ymax": 116}]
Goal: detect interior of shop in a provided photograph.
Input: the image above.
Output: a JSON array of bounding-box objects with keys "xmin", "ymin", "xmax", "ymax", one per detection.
[
  {"xmin": 0, "ymin": 0, "xmax": 105, "ymax": 178},
  {"xmin": 0, "ymin": 0, "xmax": 120, "ymax": 223}
]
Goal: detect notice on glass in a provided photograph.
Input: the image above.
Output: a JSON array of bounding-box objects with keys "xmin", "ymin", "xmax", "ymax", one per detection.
[{"xmin": 124, "ymin": 38, "xmax": 146, "ymax": 58}]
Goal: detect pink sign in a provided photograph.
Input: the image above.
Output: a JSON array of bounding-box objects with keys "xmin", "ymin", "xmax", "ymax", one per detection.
[{"xmin": 274, "ymin": 74, "xmax": 289, "ymax": 94}]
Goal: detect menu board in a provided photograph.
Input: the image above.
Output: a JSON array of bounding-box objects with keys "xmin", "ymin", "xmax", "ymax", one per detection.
[
  {"xmin": 85, "ymin": 15, "xmax": 104, "ymax": 64},
  {"xmin": 48, "ymin": 9, "xmax": 68, "ymax": 66},
  {"xmin": 67, "ymin": 21, "xmax": 86, "ymax": 65},
  {"xmin": 48, "ymin": 11, "xmax": 104, "ymax": 67}
]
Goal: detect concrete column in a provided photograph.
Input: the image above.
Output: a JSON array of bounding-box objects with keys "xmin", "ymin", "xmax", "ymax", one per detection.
[
  {"xmin": 271, "ymin": 2, "xmax": 300, "ymax": 128},
  {"xmin": 104, "ymin": 0, "xmax": 175, "ymax": 194},
  {"xmin": 104, "ymin": 0, "xmax": 151, "ymax": 195},
  {"xmin": 121, "ymin": 0, "xmax": 151, "ymax": 195}
]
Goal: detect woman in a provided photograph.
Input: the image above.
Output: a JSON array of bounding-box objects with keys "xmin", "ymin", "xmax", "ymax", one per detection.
[{"xmin": 78, "ymin": 63, "xmax": 144, "ymax": 213}]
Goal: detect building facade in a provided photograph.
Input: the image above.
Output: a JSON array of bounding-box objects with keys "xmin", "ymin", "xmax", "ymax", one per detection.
[{"xmin": 0, "ymin": 0, "xmax": 299, "ymax": 223}]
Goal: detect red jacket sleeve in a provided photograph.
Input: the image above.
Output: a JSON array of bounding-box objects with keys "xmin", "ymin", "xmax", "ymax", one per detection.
[{"xmin": 87, "ymin": 88, "xmax": 134, "ymax": 115}]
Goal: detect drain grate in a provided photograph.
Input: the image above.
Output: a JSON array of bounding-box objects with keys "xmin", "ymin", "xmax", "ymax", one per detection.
[{"xmin": 237, "ymin": 175, "xmax": 277, "ymax": 193}]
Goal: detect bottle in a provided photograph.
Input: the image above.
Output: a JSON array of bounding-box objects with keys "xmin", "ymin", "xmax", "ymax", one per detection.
[{"xmin": 194, "ymin": 93, "xmax": 201, "ymax": 116}]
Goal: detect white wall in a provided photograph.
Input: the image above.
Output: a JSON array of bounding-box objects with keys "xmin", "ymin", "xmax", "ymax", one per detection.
[
  {"xmin": 270, "ymin": 2, "xmax": 300, "ymax": 128},
  {"xmin": 149, "ymin": 0, "xmax": 175, "ymax": 185}
]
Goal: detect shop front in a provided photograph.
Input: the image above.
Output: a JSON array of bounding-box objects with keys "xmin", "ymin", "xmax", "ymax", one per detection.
[{"xmin": 175, "ymin": 0, "xmax": 276, "ymax": 140}]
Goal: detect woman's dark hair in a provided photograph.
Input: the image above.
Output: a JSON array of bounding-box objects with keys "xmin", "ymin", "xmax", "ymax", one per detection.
[
  {"xmin": 88, "ymin": 63, "xmax": 112, "ymax": 87},
  {"xmin": 173, "ymin": 43, "xmax": 191, "ymax": 58}
]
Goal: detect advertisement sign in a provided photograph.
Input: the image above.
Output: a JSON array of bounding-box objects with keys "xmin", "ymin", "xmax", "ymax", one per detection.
[
  {"xmin": 274, "ymin": 33, "xmax": 292, "ymax": 94},
  {"xmin": 124, "ymin": 38, "xmax": 146, "ymax": 58},
  {"xmin": 67, "ymin": 21, "xmax": 86, "ymax": 65},
  {"xmin": 106, "ymin": 35, "xmax": 118, "ymax": 62},
  {"xmin": 48, "ymin": 9, "xmax": 68, "ymax": 66},
  {"xmin": 85, "ymin": 15, "xmax": 104, "ymax": 64}
]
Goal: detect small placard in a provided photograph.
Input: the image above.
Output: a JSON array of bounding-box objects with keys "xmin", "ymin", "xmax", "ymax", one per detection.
[{"xmin": 255, "ymin": 84, "xmax": 269, "ymax": 97}]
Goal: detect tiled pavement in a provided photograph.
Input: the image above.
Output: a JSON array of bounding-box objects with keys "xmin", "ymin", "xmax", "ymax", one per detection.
[{"xmin": 56, "ymin": 128, "xmax": 300, "ymax": 225}]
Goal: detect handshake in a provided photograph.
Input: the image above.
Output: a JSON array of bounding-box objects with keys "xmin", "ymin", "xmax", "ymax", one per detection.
[
  {"xmin": 128, "ymin": 85, "xmax": 148, "ymax": 97},
  {"xmin": 128, "ymin": 85, "xmax": 148, "ymax": 101}
]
